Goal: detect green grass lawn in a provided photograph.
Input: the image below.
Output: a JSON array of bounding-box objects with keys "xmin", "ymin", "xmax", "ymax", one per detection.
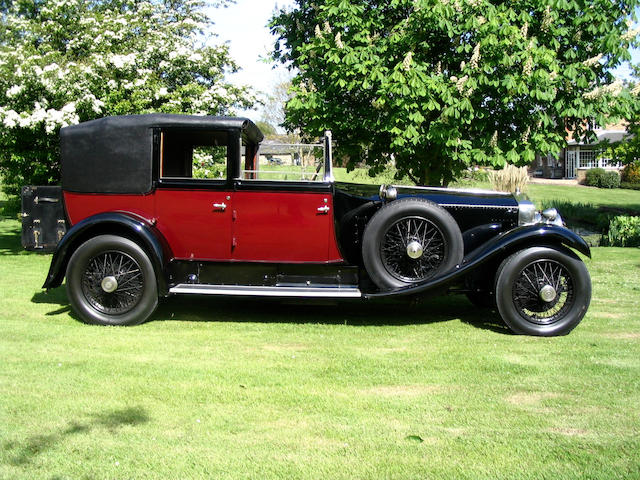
[
  {"xmin": 527, "ymin": 183, "xmax": 640, "ymax": 213},
  {"xmin": 1, "ymin": 213, "xmax": 640, "ymax": 479}
]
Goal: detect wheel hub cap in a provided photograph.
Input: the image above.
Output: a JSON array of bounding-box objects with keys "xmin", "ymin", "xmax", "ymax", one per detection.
[
  {"xmin": 101, "ymin": 276, "xmax": 118, "ymax": 293},
  {"xmin": 406, "ymin": 241, "xmax": 423, "ymax": 259},
  {"xmin": 539, "ymin": 284, "xmax": 557, "ymax": 303}
]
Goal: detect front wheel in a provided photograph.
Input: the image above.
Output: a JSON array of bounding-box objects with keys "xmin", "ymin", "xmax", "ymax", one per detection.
[
  {"xmin": 66, "ymin": 235, "xmax": 158, "ymax": 326},
  {"xmin": 495, "ymin": 247, "xmax": 591, "ymax": 336}
]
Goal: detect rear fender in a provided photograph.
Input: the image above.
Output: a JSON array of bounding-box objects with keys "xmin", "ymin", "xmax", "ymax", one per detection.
[
  {"xmin": 43, "ymin": 212, "xmax": 171, "ymax": 295},
  {"xmin": 364, "ymin": 224, "xmax": 590, "ymax": 299}
]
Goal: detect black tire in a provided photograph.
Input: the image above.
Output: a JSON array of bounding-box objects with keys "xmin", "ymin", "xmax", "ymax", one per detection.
[
  {"xmin": 65, "ymin": 235, "xmax": 158, "ymax": 326},
  {"xmin": 362, "ymin": 198, "xmax": 464, "ymax": 290},
  {"xmin": 495, "ymin": 246, "xmax": 591, "ymax": 336}
]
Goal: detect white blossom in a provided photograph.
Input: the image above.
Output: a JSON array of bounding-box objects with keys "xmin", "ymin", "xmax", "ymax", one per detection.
[
  {"xmin": 489, "ymin": 130, "xmax": 498, "ymax": 148},
  {"xmin": 454, "ymin": 75, "xmax": 469, "ymax": 94},
  {"xmin": 622, "ymin": 27, "xmax": 640, "ymax": 41},
  {"xmin": 583, "ymin": 54, "xmax": 603, "ymax": 67},
  {"xmin": 523, "ymin": 56, "xmax": 533, "ymax": 76},
  {"xmin": 603, "ymin": 79, "xmax": 623, "ymax": 96},
  {"xmin": 6, "ymin": 85, "xmax": 23, "ymax": 97},
  {"xmin": 583, "ymin": 80, "xmax": 624, "ymax": 99},
  {"xmin": 470, "ymin": 43, "xmax": 481, "ymax": 69},
  {"xmin": 403, "ymin": 52, "xmax": 413, "ymax": 71},
  {"xmin": 541, "ymin": 6, "xmax": 552, "ymax": 31},
  {"xmin": 583, "ymin": 87, "xmax": 601, "ymax": 99},
  {"xmin": 110, "ymin": 54, "xmax": 137, "ymax": 69},
  {"xmin": 1, "ymin": 109, "xmax": 21, "ymax": 129}
]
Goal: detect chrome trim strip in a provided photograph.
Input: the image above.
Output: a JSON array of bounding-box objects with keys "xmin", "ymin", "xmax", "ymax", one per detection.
[
  {"xmin": 169, "ymin": 284, "xmax": 362, "ymax": 298},
  {"xmin": 439, "ymin": 204, "xmax": 516, "ymax": 209},
  {"xmin": 393, "ymin": 185, "xmax": 512, "ymax": 196}
]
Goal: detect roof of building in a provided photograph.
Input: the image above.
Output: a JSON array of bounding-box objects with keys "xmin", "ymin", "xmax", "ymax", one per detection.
[{"xmin": 567, "ymin": 129, "xmax": 629, "ymax": 146}]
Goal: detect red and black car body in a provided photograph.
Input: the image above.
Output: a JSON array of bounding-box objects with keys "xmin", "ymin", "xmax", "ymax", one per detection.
[{"xmin": 22, "ymin": 114, "xmax": 592, "ymax": 335}]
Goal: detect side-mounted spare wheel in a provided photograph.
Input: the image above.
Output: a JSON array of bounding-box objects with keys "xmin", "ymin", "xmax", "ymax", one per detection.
[
  {"xmin": 66, "ymin": 235, "xmax": 158, "ymax": 326},
  {"xmin": 495, "ymin": 246, "xmax": 591, "ymax": 336},
  {"xmin": 362, "ymin": 198, "xmax": 464, "ymax": 290}
]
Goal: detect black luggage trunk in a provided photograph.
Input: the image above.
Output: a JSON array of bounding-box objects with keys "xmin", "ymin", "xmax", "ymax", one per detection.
[{"xmin": 21, "ymin": 186, "xmax": 68, "ymax": 252}]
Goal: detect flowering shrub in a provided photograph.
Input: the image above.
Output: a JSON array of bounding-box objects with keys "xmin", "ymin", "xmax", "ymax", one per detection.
[
  {"xmin": 621, "ymin": 163, "xmax": 640, "ymax": 184},
  {"xmin": 0, "ymin": 0, "xmax": 254, "ymax": 198}
]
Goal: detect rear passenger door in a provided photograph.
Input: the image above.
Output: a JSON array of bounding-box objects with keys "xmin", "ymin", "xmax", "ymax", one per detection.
[{"xmin": 154, "ymin": 128, "xmax": 234, "ymax": 261}]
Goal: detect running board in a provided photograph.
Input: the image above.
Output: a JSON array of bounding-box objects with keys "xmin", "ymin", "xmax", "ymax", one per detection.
[{"xmin": 169, "ymin": 284, "xmax": 362, "ymax": 298}]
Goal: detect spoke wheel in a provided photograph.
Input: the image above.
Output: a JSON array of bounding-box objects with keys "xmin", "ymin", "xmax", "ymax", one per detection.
[
  {"xmin": 495, "ymin": 247, "xmax": 591, "ymax": 336},
  {"xmin": 381, "ymin": 216, "xmax": 446, "ymax": 282},
  {"xmin": 66, "ymin": 235, "xmax": 158, "ymax": 326},
  {"xmin": 512, "ymin": 259, "xmax": 574, "ymax": 325},
  {"xmin": 81, "ymin": 251, "xmax": 144, "ymax": 315},
  {"xmin": 362, "ymin": 198, "xmax": 464, "ymax": 290}
]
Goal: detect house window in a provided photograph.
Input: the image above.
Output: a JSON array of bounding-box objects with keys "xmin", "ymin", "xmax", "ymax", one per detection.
[{"xmin": 579, "ymin": 150, "xmax": 597, "ymax": 168}]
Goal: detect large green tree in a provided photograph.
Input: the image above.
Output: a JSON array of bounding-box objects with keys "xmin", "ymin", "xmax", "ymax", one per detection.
[
  {"xmin": 606, "ymin": 64, "xmax": 640, "ymax": 167},
  {"xmin": 0, "ymin": 0, "xmax": 253, "ymax": 198},
  {"xmin": 271, "ymin": 0, "xmax": 640, "ymax": 186}
]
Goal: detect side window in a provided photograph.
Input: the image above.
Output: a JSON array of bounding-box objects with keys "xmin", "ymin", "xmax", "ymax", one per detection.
[
  {"xmin": 239, "ymin": 142, "xmax": 327, "ymax": 182},
  {"xmin": 160, "ymin": 130, "xmax": 227, "ymax": 180}
]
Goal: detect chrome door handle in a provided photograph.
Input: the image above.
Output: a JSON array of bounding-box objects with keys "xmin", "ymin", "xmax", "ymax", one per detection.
[
  {"xmin": 213, "ymin": 202, "xmax": 227, "ymax": 211},
  {"xmin": 317, "ymin": 205, "xmax": 330, "ymax": 214}
]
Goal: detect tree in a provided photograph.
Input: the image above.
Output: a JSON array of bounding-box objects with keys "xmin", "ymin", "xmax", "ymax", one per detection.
[
  {"xmin": 0, "ymin": 0, "xmax": 253, "ymax": 198},
  {"xmin": 604, "ymin": 64, "xmax": 640, "ymax": 168},
  {"xmin": 255, "ymin": 120, "xmax": 278, "ymax": 136},
  {"xmin": 271, "ymin": 0, "xmax": 640, "ymax": 186},
  {"xmin": 258, "ymin": 78, "xmax": 293, "ymax": 132}
]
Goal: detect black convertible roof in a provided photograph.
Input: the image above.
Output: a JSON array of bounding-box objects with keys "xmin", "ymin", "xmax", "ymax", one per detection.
[{"xmin": 60, "ymin": 114, "xmax": 263, "ymax": 194}]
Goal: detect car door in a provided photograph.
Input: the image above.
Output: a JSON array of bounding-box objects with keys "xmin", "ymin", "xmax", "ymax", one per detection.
[
  {"xmin": 230, "ymin": 184, "xmax": 342, "ymax": 263},
  {"xmin": 153, "ymin": 128, "xmax": 234, "ymax": 261}
]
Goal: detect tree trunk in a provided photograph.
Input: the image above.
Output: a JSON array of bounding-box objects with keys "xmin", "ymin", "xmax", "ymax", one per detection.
[{"xmin": 418, "ymin": 148, "xmax": 444, "ymax": 186}]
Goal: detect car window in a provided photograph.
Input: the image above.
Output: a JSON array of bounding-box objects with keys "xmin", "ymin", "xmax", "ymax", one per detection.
[
  {"xmin": 160, "ymin": 130, "xmax": 227, "ymax": 181},
  {"xmin": 239, "ymin": 142, "xmax": 327, "ymax": 182}
]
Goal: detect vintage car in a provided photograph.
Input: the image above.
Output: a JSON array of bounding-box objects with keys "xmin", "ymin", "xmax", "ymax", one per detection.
[{"xmin": 21, "ymin": 114, "xmax": 592, "ymax": 335}]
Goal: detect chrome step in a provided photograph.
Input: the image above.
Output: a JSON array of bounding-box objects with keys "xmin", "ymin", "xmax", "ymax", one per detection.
[{"xmin": 169, "ymin": 284, "xmax": 362, "ymax": 298}]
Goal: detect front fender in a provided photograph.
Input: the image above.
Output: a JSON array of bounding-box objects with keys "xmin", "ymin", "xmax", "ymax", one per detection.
[
  {"xmin": 43, "ymin": 212, "xmax": 170, "ymax": 294},
  {"xmin": 364, "ymin": 224, "xmax": 590, "ymax": 299}
]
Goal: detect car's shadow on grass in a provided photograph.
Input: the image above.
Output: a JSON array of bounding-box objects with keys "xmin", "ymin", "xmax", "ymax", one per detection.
[
  {"xmin": 156, "ymin": 295, "xmax": 510, "ymax": 333},
  {"xmin": 32, "ymin": 287, "xmax": 510, "ymax": 334}
]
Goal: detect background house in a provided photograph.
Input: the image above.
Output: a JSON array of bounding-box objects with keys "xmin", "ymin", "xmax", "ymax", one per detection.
[{"xmin": 531, "ymin": 122, "xmax": 628, "ymax": 181}]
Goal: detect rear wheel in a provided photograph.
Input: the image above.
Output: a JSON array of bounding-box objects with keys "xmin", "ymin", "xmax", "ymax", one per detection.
[
  {"xmin": 66, "ymin": 235, "xmax": 158, "ymax": 326},
  {"xmin": 495, "ymin": 247, "xmax": 591, "ymax": 336}
]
